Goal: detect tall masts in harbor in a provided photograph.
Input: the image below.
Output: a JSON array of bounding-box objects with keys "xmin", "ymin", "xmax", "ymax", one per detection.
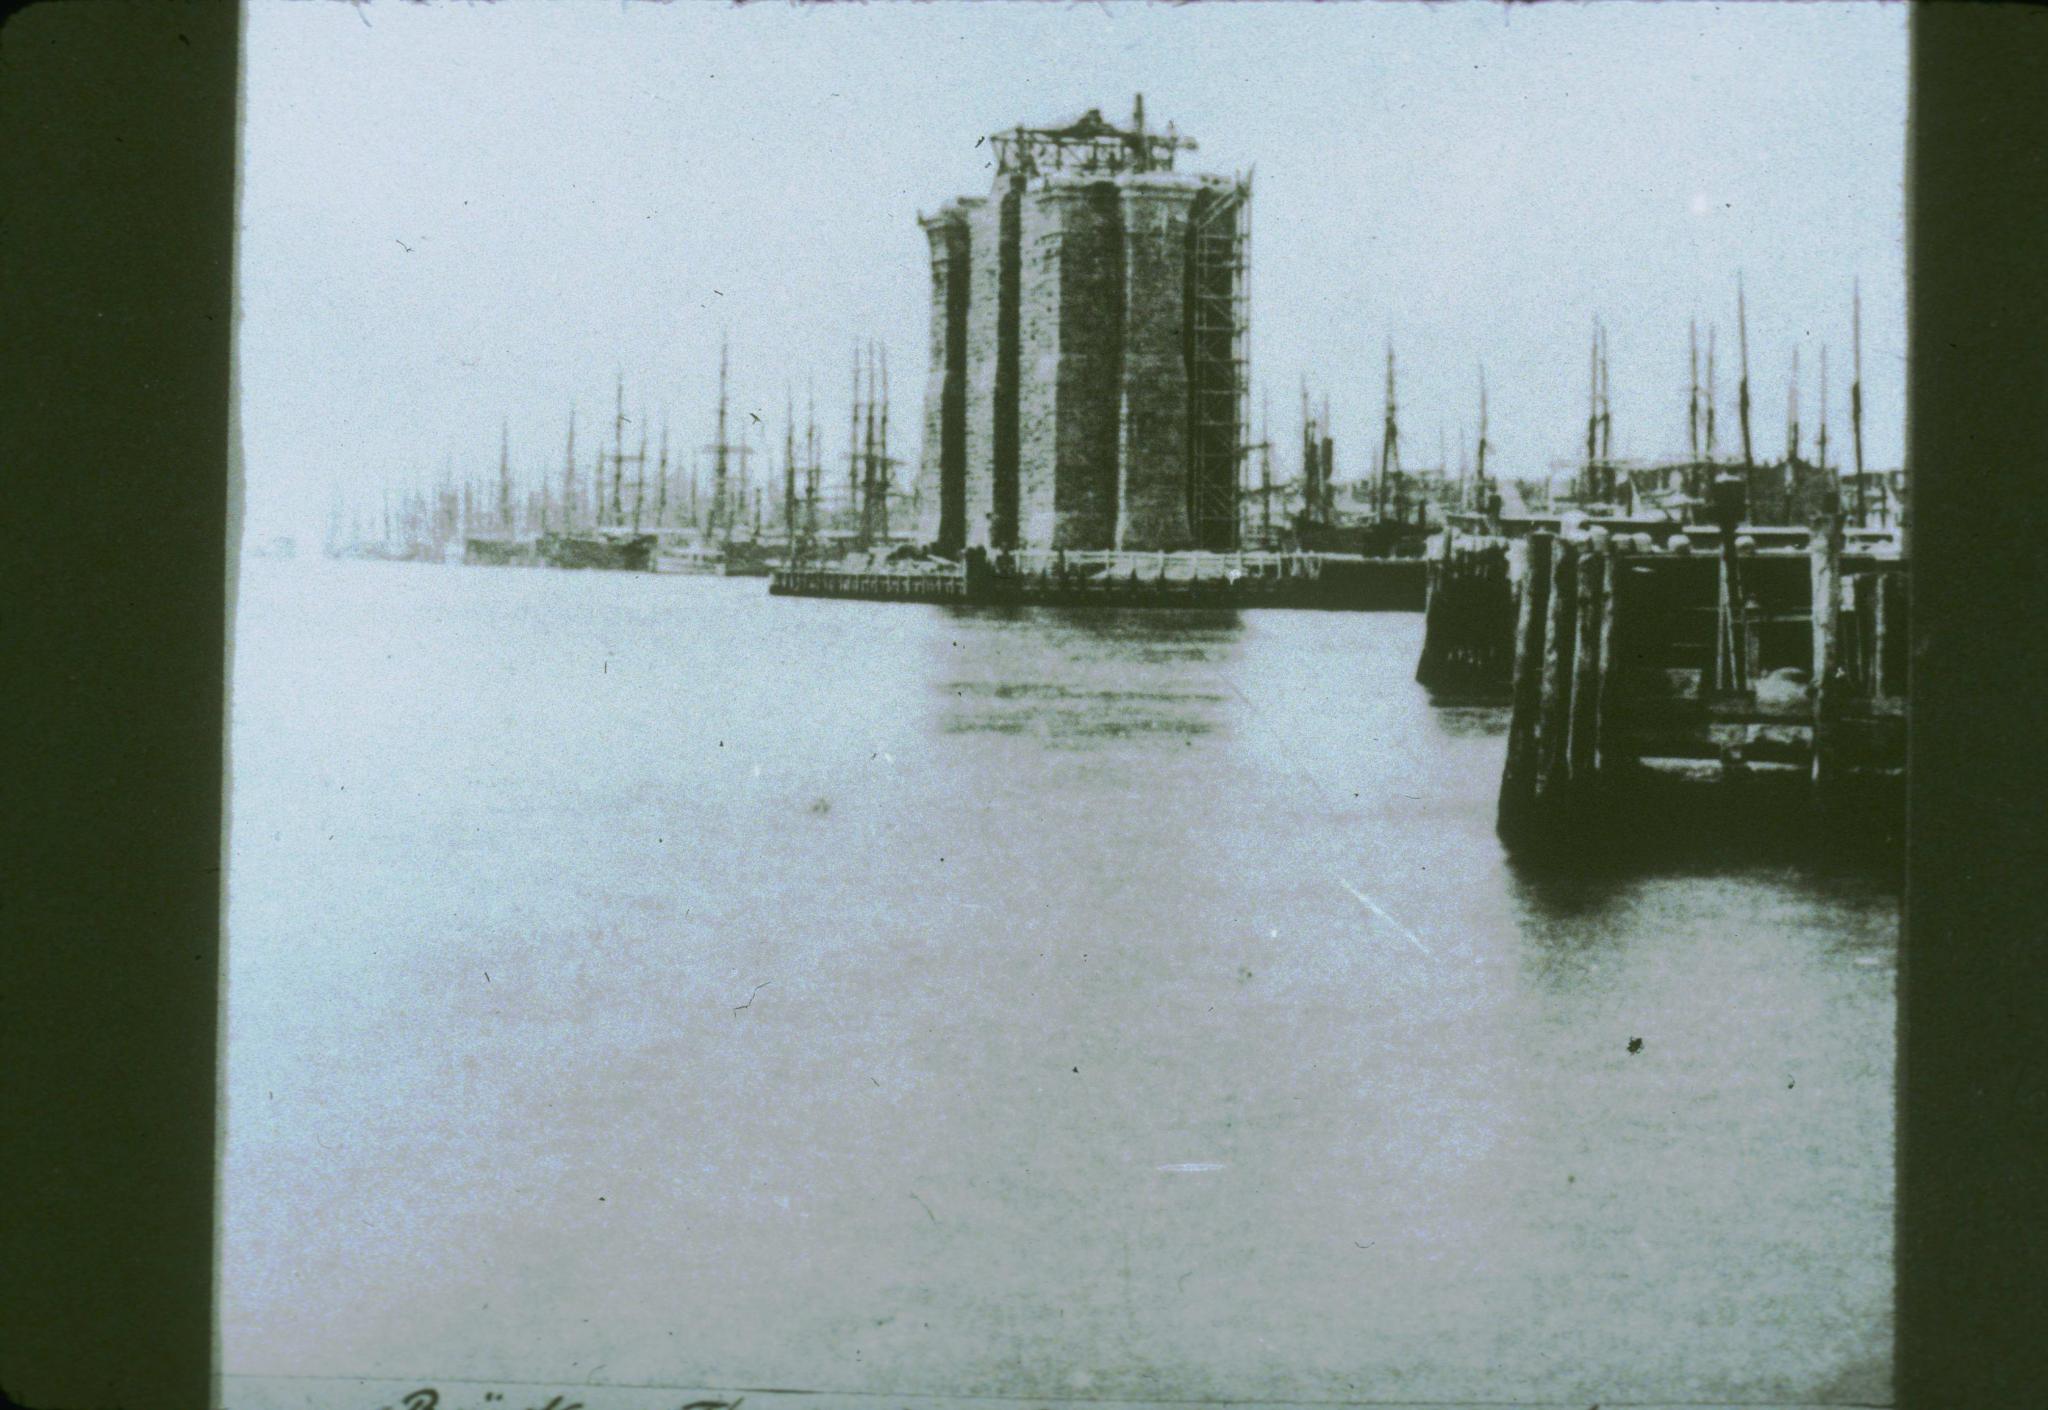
[
  {"xmin": 339, "ymin": 329, "xmax": 921, "ymax": 562},
  {"xmin": 851, "ymin": 339, "xmax": 896, "ymax": 551},
  {"xmin": 1300, "ymin": 380, "xmax": 1333, "ymax": 526},
  {"xmin": 1376, "ymin": 344, "xmax": 1401, "ymax": 522},
  {"xmin": 596, "ymin": 373, "xmax": 650, "ymax": 533},
  {"xmin": 338, "ymin": 276, "xmax": 1890, "ymax": 561},
  {"xmin": 709, "ymin": 338, "xmax": 734, "ymax": 539}
]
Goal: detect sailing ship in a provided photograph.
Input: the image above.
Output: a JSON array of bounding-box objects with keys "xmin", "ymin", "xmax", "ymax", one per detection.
[
  {"xmin": 1286, "ymin": 347, "xmax": 1444, "ymax": 557},
  {"xmin": 535, "ymin": 377, "xmax": 658, "ymax": 571}
]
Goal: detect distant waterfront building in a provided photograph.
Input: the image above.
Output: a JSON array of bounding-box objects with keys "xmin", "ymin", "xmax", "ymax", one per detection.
[{"xmin": 917, "ymin": 98, "xmax": 1252, "ymax": 555}]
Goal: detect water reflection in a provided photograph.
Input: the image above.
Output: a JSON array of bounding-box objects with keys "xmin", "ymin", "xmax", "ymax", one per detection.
[{"xmin": 932, "ymin": 607, "xmax": 1244, "ymax": 749}]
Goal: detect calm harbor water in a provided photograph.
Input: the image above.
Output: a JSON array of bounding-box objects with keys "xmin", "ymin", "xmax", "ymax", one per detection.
[{"xmin": 223, "ymin": 559, "xmax": 1895, "ymax": 1408}]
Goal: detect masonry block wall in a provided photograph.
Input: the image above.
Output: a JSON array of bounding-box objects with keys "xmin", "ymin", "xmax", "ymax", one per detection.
[
  {"xmin": 1118, "ymin": 180, "xmax": 1198, "ymax": 551},
  {"xmin": 961, "ymin": 194, "xmax": 1000, "ymax": 550},
  {"xmin": 926, "ymin": 120, "xmax": 1245, "ymax": 555},
  {"xmin": 1018, "ymin": 180, "xmax": 1124, "ymax": 550},
  {"xmin": 919, "ymin": 207, "xmax": 970, "ymax": 552},
  {"xmin": 961, "ymin": 185, "xmax": 1023, "ymax": 550}
]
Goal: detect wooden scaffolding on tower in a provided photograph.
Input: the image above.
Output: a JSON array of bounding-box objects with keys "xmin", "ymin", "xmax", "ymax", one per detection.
[{"xmin": 1187, "ymin": 173, "xmax": 1252, "ymax": 551}]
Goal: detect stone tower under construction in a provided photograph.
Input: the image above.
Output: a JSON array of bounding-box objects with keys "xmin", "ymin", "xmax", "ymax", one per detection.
[{"xmin": 917, "ymin": 98, "xmax": 1252, "ymax": 555}]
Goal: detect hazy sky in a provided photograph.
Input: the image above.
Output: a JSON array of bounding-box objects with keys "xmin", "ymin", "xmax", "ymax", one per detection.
[{"xmin": 237, "ymin": 0, "xmax": 1907, "ymax": 544}]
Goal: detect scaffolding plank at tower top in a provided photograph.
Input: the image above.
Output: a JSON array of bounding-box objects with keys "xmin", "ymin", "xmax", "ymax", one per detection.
[{"xmin": 987, "ymin": 95, "xmax": 1195, "ymax": 183}]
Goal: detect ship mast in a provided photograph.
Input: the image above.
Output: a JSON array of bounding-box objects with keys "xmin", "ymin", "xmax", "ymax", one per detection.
[
  {"xmin": 712, "ymin": 337, "xmax": 731, "ymax": 539},
  {"xmin": 803, "ymin": 379, "xmax": 820, "ymax": 548},
  {"xmin": 497, "ymin": 419, "xmax": 513, "ymax": 536},
  {"xmin": 1598, "ymin": 324, "xmax": 1613, "ymax": 466},
  {"xmin": 610, "ymin": 372, "xmax": 626, "ymax": 527},
  {"xmin": 1320, "ymin": 393, "xmax": 1334, "ymax": 525},
  {"xmin": 1788, "ymin": 345, "xmax": 1802, "ymax": 464},
  {"xmin": 846, "ymin": 341, "xmax": 861, "ymax": 531},
  {"xmin": 1705, "ymin": 325, "xmax": 1719, "ymax": 463},
  {"xmin": 1300, "ymin": 379, "xmax": 1319, "ymax": 525},
  {"xmin": 1585, "ymin": 319, "xmax": 1601, "ymax": 476},
  {"xmin": 1688, "ymin": 320, "xmax": 1701, "ymax": 464},
  {"xmin": 1380, "ymin": 344, "xmax": 1401, "ymax": 525},
  {"xmin": 737, "ymin": 418, "xmax": 754, "ymax": 539},
  {"xmin": 1475, "ymin": 362, "xmax": 1490, "ymax": 505},
  {"xmin": 1817, "ymin": 344, "xmax": 1831, "ymax": 479},
  {"xmin": 655, "ymin": 416, "xmax": 670, "ymax": 530},
  {"xmin": 631, "ymin": 409, "xmax": 648, "ymax": 533},
  {"xmin": 878, "ymin": 344, "xmax": 892, "ymax": 543},
  {"xmin": 859, "ymin": 342, "xmax": 880, "ymax": 551},
  {"xmin": 1736, "ymin": 273, "xmax": 1754, "ymax": 469},
  {"xmin": 561, "ymin": 406, "xmax": 577, "ymax": 530},
  {"xmin": 1852, "ymin": 279, "xmax": 1869, "ymax": 526},
  {"xmin": 783, "ymin": 384, "xmax": 797, "ymax": 548}
]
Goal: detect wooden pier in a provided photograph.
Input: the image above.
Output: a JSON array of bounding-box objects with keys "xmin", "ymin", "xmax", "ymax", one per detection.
[
  {"xmin": 768, "ymin": 567, "xmax": 970, "ymax": 602},
  {"xmin": 768, "ymin": 548, "xmax": 1426, "ymax": 611},
  {"xmin": 1495, "ymin": 519, "xmax": 1905, "ymax": 853},
  {"xmin": 1417, "ymin": 513, "xmax": 1899, "ymax": 700}
]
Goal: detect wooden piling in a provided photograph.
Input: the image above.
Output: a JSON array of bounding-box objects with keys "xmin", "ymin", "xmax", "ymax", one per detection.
[
  {"xmin": 1567, "ymin": 536, "xmax": 1606, "ymax": 788},
  {"xmin": 1873, "ymin": 568, "xmax": 1893, "ymax": 699},
  {"xmin": 1594, "ymin": 543, "xmax": 1623, "ymax": 775},
  {"xmin": 1497, "ymin": 533, "xmax": 1553, "ymax": 838},
  {"xmin": 1415, "ymin": 532, "xmax": 1450, "ymax": 686},
  {"xmin": 1810, "ymin": 513, "xmax": 1844, "ymax": 793},
  {"xmin": 1534, "ymin": 536, "xmax": 1580, "ymax": 803},
  {"xmin": 1715, "ymin": 549, "xmax": 1734, "ymax": 690},
  {"xmin": 1416, "ymin": 533, "xmax": 1516, "ymax": 696}
]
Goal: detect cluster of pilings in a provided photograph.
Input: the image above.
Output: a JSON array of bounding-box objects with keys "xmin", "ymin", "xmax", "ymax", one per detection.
[
  {"xmin": 1413, "ymin": 531, "xmax": 1517, "ymax": 696},
  {"xmin": 1494, "ymin": 518, "xmax": 1906, "ymax": 854}
]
